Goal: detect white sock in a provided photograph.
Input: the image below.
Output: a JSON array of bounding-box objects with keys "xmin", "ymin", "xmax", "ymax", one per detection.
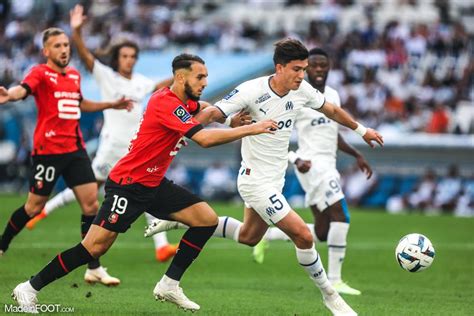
[
  {"xmin": 159, "ymin": 274, "xmax": 179, "ymax": 290},
  {"xmin": 44, "ymin": 188, "xmax": 76, "ymax": 215},
  {"xmin": 213, "ymin": 216, "xmax": 242, "ymax": 242},
  {"xmin": 295, "ymin": 244, "xmax": 333, "ymax": 296},
  {"xmin": 264, "ymin": 224, "xmax": 318, "ymax": 242},
  {"xmin": 145, "ymin": 213, "xmax": 169, "ymax": 249},
  {"xmin": 327, "ymin": 222, "xmax": 349, "ymax": 282},
  {"xmin": 264, "ymin": 227, "xmax": 290, "ymax": 241}
]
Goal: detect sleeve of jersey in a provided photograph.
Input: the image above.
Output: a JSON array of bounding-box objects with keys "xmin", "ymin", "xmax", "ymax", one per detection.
[
  {"xmin": 155, "ymin": 100, "xmax": 203, "ymax": 138},
  {"xmin": 214, "ymin": 85, "xmax": 248, "ymax": 118},
  {"xmin": 301, "ymin": 81, "xmax": 325, "ymax": 110},
  {"xmin": 20, "ymin": 66, "xmax": 42, "ymax": 97},
  {"xmin": 92, "ymin": 60, "xmax": 114, "ymax": 84}
]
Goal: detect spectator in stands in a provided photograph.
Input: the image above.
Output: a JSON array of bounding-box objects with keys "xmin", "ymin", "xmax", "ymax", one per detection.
[
  {"xmin": 201, "ymin": 161, "xmax": 236, "ymax": 201},
  {"xmin": 454, "ymin": 175, "xmax": 474, "ymax": 218},
  {"xmin": 341, "ymin": 164, "xmax": 378, "ymax": 206},
  {"xmin": 407, "ymin": 168, "xmax": 437, "ymax": 211},
  {"xmin": 433, "ymin": 164, "xmax": 463, "ymax": 214},
  {"xmin": 426, "ymin": 102, "xmax": 450, "ymax": 133},
  {"xmin": 166, "ymin": 161, "xmax": 191, "ymax": 190}
]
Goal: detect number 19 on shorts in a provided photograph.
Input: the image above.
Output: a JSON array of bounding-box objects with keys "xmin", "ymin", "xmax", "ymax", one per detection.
[{"xmin": 111, "ymin": 195, "xmax": 128, "ymax": 214}]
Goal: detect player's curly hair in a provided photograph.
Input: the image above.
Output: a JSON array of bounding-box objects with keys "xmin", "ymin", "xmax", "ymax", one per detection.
[
  {"xmin": 110, "ymin": 41, "xmax": 140, "ymax": 72},
  {"xmin": 172, "ymin": 54, "xmax": 205, "ymax": 74},
  {"xmin": 273, "ymin": 38, "xmax": 308, "ymax": 66},
  {"xmin": 42, "ymin": 27, "xmax": 66, "ymax": 46}
]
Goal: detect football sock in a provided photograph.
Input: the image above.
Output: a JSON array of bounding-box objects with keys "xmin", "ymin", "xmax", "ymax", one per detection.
[
  {"xmin": 158, "ymin": 274, "xmax": 179, "ymax": 291},
  {"xmin": 327, "ymin": 222, "xmax": 349, "ymax": 282},
  {"xmin": 213, "ymin": 216, "xmax": 242, "ymax": 242},
  {"xmin": 44, "ymin": 188, "xmax": 76, "ymax": 215},
  {"xmin": 0, "ymin": 205, "xmax": 30, "ymax": 252},
  {"xmin": 165, "ymin": 224, "xmax": 217, "ymax": 281},
  {"xmin": 30, "ymin": 243, "xmax": 94, "ymax": 291},
  {"xmin": 295, "ymin": 244, "xmax": 333, "ymax": 296},
  {"xmin": 264, "ymin": 224, "xmax": 319, "ymax": 242},
  {"xmin": 145, "ymin": 213, "xmax": 169, "ymax": 249},
  {"xmin": 81, "ymin": 215, "xmax": 100, "ymax": 269}
]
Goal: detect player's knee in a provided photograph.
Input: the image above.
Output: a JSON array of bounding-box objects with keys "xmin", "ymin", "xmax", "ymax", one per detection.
[
  {"xmin": 82, "ymin": 200, "xmax": 99, "ymax": 216},
  {"xmin": 293, "ymin": 229, "xmax": 314, "ymax": 249}
]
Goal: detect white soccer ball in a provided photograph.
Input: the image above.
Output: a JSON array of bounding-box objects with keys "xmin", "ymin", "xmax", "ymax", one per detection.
[{"xmin": 395, "ymin": 233, "xmax": 435, "ymax": 272}]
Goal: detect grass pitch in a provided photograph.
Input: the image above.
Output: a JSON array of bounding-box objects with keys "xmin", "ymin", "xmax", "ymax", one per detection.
[{"xmin": 0, "ymin": 194, "xmax": 473, "ymax": 315}]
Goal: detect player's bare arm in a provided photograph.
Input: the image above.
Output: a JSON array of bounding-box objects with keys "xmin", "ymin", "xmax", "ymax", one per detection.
[
  {"xmin": 80, "ymin": 97, "xmax": 133, "ymax": 112},
  {"xmin": 194, "ymin": 106, "xmax": 251, "ymax": 128},
  {"xmin": 154, "ymin": 77, "xmax": 174, "ymax": 91},
  {"xmin": 318, "ymin": 101, "xmax": 384, "ymax": 148},
  {"xmin": 193, "ymin": 105, "xmax": 225, "ymax": 125},
  {"xmin": 190, "ymin": 119, "xmax": 277, "ymax": 148},
  {"xmin": 337, "ymin": 133, "xmax": 373, "ymax": 179},
  {"xmin": 0, "ymin": 85, "xmax": 28, "ymax": 104},
  {"xmin": 70, "ymin": 4, "xmax": 94, "ymax": 72}
]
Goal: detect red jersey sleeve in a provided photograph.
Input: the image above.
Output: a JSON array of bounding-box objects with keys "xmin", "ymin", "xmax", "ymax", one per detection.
[
  {"xmin": 21, "ymin": 66, "xmax": 43, "ymax": 96},
  {"xmin": 155, "ymin": 97, "xmax": 203, "ymax": 138}
]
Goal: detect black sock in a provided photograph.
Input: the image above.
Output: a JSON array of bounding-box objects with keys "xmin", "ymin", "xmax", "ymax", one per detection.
[
  {"xmin": 30, "ymin": 243, "xmax": 95, "ymax": 291},
  {"xmin": 0, "ymin": 205, "xmax": 30, "ymax": 252},
  {"xmin": 81, "ymin": 215, "xmax": 100, "ymax": 269},
  {"xmin": 165, "ymin": 224, "xmax": 217, "ymax": 281}
]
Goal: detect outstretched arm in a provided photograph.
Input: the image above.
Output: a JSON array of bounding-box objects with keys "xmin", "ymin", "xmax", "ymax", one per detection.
[
  {"xmin": 338, "ymin": 133, "xmax": 373, "ymax": 179},
  {"xmin": 193, "ymin": 105, "xmax": 226, "ymax": 125},
  {"xmin": 80, "ymin": 97, "xmax": 133, "ymax": 112},
  {"xmin": 318, "ymin": 101, "xmax": 383, "ymax": 148},
  {"xmin": 191, "ymin": 120, "xmax": 277, "ymax": 148},
  {"xmin": 0, "ymin": 85, "xmax": 28, "ymax": 104},
  {"xmin": 70, "ymin": 4, "xmax": 95, "ymax": 72},
  {"xmin": 154, "ymin": 77, "xmax": 174, "ymax": 91}
]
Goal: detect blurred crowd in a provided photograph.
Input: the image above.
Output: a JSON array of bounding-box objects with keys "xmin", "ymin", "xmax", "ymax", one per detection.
[{"xmin": 0, "ymin": 0, "xmax": 473, "ymax": 135}]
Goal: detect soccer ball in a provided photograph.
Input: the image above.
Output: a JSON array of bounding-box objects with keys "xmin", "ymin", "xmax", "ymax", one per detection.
[{"xmin": 395, "ymin": 233, "xmax": 435, "ymax": 272}]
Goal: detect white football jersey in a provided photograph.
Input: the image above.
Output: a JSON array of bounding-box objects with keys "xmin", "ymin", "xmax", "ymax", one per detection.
[
  {"xmin": 294, "ymin": 85, "xmax": 341, "ymax": 169},
  {"xmin": 92, "ymin": 60, "xmax": 156, "ymax": 147},
  {"xmin": 215, "ymin": 75, "xmax": 325, "ymax": 184}
]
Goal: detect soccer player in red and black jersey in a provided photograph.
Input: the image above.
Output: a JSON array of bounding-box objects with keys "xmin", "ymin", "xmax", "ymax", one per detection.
[
  {"xmin": 11, "ymin": 53, "xmax": 277, "ymax": 312},
  {"xmin": 0, "ymin": 28, "xmax": 131, "ymax": 284}
]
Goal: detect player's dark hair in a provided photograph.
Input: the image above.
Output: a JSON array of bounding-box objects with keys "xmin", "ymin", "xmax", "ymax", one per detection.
[
  {"xmin": 273, "ymin": 38, "xmax": 308, "ymax": 66},
  {"xmin": 308, "ymin": 47, "xmax": 329, "ymax": 58},
  {"xmin": 172, "ymin": 54, "xmax": 205, "ymax": 74},
  {"xmin": 42, "ymin": 27, "xmax": 66, "ymax": 45},
  {"xmin": 110, "ymin": 41, "xmax": 140, "ymax": 72}
]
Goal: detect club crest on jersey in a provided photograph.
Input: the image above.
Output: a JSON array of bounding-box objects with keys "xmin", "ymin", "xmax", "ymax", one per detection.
[
  {"xmin": 173, "ymin": 105, "xmax": 191, "ymax": 123},
  {"xmin": 223, "ymin": 89, "xmax": 239, "ymax": 100},
  {"xmin": 285, "ymin": 101, "xmax": 294, "ymax": 111},
  {"xmin": 255, "ymin": 93, "xmax": 270, "ymax": 104}
]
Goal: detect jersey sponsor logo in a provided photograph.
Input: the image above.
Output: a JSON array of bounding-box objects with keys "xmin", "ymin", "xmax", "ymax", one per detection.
[
  {"xmin": 285, "ymin": 101, "xmax": 294, "ymax": 111},
  {"xmin": 54, "ymin": 91, "xmax": 81, "ymax": 99},
  {"xmin": 173, "ymin": 105, "xmax": 192, "ymax": 123},
  {"xmin": 45, "ymin": 130, "xmax": 56, "ymax": 138},
  {"xmin": 255, "ymin": 93, "xmax": 270, "ymax": 104},
  {"xmin": 68, "ymin": 74, "xmax": 79, "ymax": 80},
  {"xmin": 311, "ymin": 117, "xmax": 331, "ymax": 125},
  {"xmin": 146, "ymin": 165, "xmax": 159, "ymax": 173},
  {"xmin": 223, "ymin": 88, "xmax": 238, "ymax": 100},
  {"xmin": 45, "ymin": 71, "xmax": 58, "ymax": 78}
]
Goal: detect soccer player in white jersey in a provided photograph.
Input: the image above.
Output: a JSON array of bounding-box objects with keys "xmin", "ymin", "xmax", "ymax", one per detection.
[
  {"xmin": 25, "ymin": 4, "xmax": 178, "ymax": 263},
  {"xmin": 253, "ymin": 47, "xmax": 374, "ymax": 296},
  {"xmin": 145, "ymin": 38, "xmax": 383, "ymax": 316}
]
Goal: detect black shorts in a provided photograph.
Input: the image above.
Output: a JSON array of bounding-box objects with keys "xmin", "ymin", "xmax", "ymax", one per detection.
[
  {"xmin": 93, "ymin": 177, "xmax": 203, "ymax": 233},
  {"xmin": 29, "ymin": 149, "xmax": 96, "ymax": 196}
]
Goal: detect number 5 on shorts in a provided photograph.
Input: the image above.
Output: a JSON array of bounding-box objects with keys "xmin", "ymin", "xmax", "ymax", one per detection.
[{"xmin": 269, "ymin": 194, "xmax": 283, "ymax": 210}]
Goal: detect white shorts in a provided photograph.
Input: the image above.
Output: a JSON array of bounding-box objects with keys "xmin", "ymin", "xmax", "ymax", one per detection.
[
  {"xmin": 237, "ymin": 167, "xmax": 291, "ymax": 225},
  {"xmin": 295, "ymin": 166, "xmax": 345, "ymax": 212},
  {"xmin": 92, "ymin": 140, "xmax": 128, "ymax": 181}
]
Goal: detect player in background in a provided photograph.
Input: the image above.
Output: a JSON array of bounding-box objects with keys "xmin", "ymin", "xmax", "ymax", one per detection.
[
  {"xmin": 12, "ymin": 53, "xmax": 278, "ymax": 313},
  {"xmin": 25, "ymin": 4, "xmax": 178, "ymax": 263},
  {"xmin": 0, "ymin": 27, "xmax": 132, "ymax": 285},
  {"xmin": 252, "ymin": 48, "xmax": 373, "ymax": 296},
  {"xmin": 145, "ymin": 38, "xmax": 383, "ymax": 316}
]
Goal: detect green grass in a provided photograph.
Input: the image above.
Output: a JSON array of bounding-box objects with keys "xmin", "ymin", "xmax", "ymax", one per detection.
[{"xmin": 0, "ymin": 194, "xmax": 473, "ymax": 315}]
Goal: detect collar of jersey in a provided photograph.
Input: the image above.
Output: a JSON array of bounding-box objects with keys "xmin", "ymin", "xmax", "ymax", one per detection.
[{"xmin": 267, "ymin": 75, "xmax": 289, "ymax": 99}]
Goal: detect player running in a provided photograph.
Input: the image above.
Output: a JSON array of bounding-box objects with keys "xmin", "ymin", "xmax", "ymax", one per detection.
[
  {"xmin": 11, "ymin": 53, "xmax": 278, "ymax": 313},
  {"xmin": 252, "ymin": 47, "xmax": 373, "ymax": 296},
  {"xmin": 25, "ymin": 4, "xmax": 178, "ymax": 263},
  {"xmin": 0, "ymin": 27, "xmax": 131, "ymax": 285},
  {"xmin": 145, "ymin": 38, "xmax": 383, "ymax": 316}
]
